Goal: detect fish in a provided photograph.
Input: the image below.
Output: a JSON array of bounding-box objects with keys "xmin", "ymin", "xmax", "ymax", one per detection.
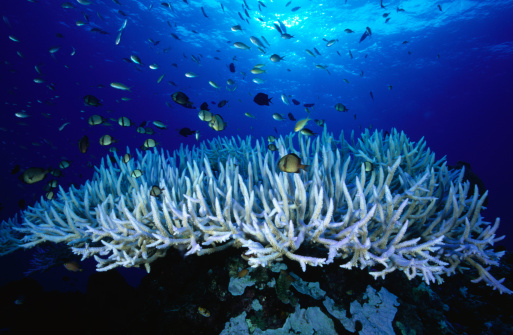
[
  {"xmin": 268, "ymin": 144, "xmax": 278, "ymax": 151},
  {"xmin": 59, "ymin": 160, "xmax": 71, "ymax": 169},
  {"xmin": 131, "ymin": 170, "xmax": 142, "ymax": 178},
  {"xmin": 291, "ymin": 6, "xmax": 300, "ymax": 11},
  {"xmin": 281, "ymin": 33, "xmax": 294, "ymax": 39},
  {"xmin": 234, "ymin": 42, "xmax": 251, "ymax": 50},
  {"xmin": 84, "ymin": 95, "xmax": 101, "ymax": 106},
  {"xmin": 291, "ymin": 99, "xmax": 300, "ymax": 105},
  {"xmin": 130, "ymin": 55, "xmax": 142, "ymax": 64},
  {"xmin": 359, "ymin": 31, "xmax": 369, "ymax": 43},
  {"xmin": 185, "ymin": 72, "xmax": 198, "ymax": 78},
  {"xmin": 272, "ymin": 113, "xmax": 285, "ymax": 121},
  {"xmin": 314, "ymin": 119, "xmax": 325, "ymax": 127},
  {"xmin": 305, "ymin": 49, "xmax": 316, "ymax": 57},
  {"xmin": 253, "ymin": 93, "xmax": 272, "ymax": 106},
  {"xmin": 273, "ymin": 23, "xmax": 282, "ymax": 35},
  {"xmin": 153, "ymin": 121, "xmax": 167, "ymax": 129},
  {"xmin": 115, "ymin": 31, "xmax": 123, "ymax": 45},
  {"xmin": 110, "ymin": 82, "xmax": 131, "ymax": 90},
  {"xmin": 49, "ymin": 46, "xmax": 61, "ymax": 54},
  {"xmin": 251, "ymin": 68, "xmax": 266, "ymax": 74},
  {"xmin": 245, "ymin": 112, "xmax": 255, "ymax": 118},
  {"xmin": 278, "ymin": 153, "xmax": 309, "ymax": 173},
  {"xmin": 157, "ymin": 74, "xmax": 165, "ymax": 84},
  {"xmin": 438, "ymin": 4, "xmax": 442, "ymax": 11},
  {"xmin": 201, "ymin": 6, "xmax": 208, "ymax": 18},
  {"xmin": 198, "ymin": 110, "xmax": 213, "ymax": 121},
  {"xmin": 261, "ymin": 36, "xmax": 270, "ymax": 47},
  {"xmin": 143, "ymin": 139, "xmax": 157, "ymax": 149},
  {"xmin": 300, "ymin": 128, "xmax": 315, "ymax": 136},
  {"xmin": 304, "ymin": 103, "xmax": 314, "ymax": 108},
  {"xmin": 15, "ymin": 111, "xmax": 30, "ymax": 118},
  {"xmin": 218, "ymin": 100, "xmax": 228, "ymax": 107},
  {"xmin": 90, "ymin": 28, "xmax": 109, "ymax": 34},
  {"xmin": 250, "ymin": 36, "xmax": 266, "ymax": 49},
  {"xmin": 229, "ymin": 63, "xmax": 236, "ymax": 72},
  {"xmin": 270, "ymin": 54, "xmax": 284, "ymax": 62},
  {"xmin": 122, "ymin": 154, "xmax": 131, "ymax": 164},
  {"xmin": 369, "ymin": 91, "xmax": 374, "ymax": 101},
  {"xmin": 274, "ymin": 21, "xmax": 286, "ymax": 36},
  {"xmin": 287, "ymin": 113, "xmax": 296, "ymax": 121},
  {"xmin": 335, "ymin": 103, "xmax": 349, "ymax": 112},
  {"xmin": 315, "ymin": 64, "xmax": 330, "ymax": 74},
  {"xmin": 314, "ymin": 48, "xmax": 321, "ymax": 56},
  {"xmin": 172, "ymin": 91, "xmax": 194, "ymax": 108},
  {"xmin": 326, "ymin": 39, "xmax": 338, "ymax": 47},
  {"xmin": 61, "ymin": 2, "xmax": 75, "ymax": 8},
  {"xmin": 11, "ymin": 165, "xmax": 21, "ymax": 174},
  {"xmin": 119, "ymin": 19, "xmax": 127, "ymax": 31},
  {"xmin": 59, "ymin": 122, "xmax": 71, "ymax": 131},
  {"xmin": 281, "ymin": 94, "xmax": 290, "ymax": 105},
  {"xmin": 344, "ymin": 29, "xmax": 354, "ymax": 33},
  {"xmin": 349, "ymin": 50, "xmax": 353, "ymax": 59},
  {"xmin": 88, "ymin": 115, "xmax": 106, "ymax": 125},
  {"xmin": 200, "ymin": 102, "xmax": 210, "ymax": 111},
  {"xmin": 179, "ymin": 127, "xmax": 196, "ymax": 137},
  {"xmin": 252, "ymin": 78, "xmax": 265, "ymax": 84},
  {"xmin": 150, "ymin": 185, "xmax": 164, "ymax": 197},
  {"xmin": 118, "ymin": 116, "xmax": 133, "ymax": 127},
  {"xmin": 19, "ymin": 167, "xmax": 49, "ymax": 184},
  {"xmin": 294, "ymin": 117, "xmax": 310, "ymax": 132},
  {"xmin": 209, "ymin": 115, "xmax": 226, "ymax": 131},
  {"xmin": 258, "ymin": 1, "xmax": 266, "ymax": 8},
  {"xmin": 209, "ymin": 81, "xmax": 220, "ymax": 89},
  {"xmin": 99, "ymin": 135, "xmax": 116, "ymax": 146}
]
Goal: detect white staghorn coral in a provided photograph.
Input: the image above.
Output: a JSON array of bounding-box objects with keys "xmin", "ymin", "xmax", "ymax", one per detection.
[{"xmin": 0, "ymin": 128, "xmax": 510, "ymax": 293}]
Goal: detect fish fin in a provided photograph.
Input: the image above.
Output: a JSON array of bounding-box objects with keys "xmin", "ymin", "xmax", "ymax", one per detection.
[{"xmin": 300, "ymin": 164, "xmax": 310, "ymax": 172}]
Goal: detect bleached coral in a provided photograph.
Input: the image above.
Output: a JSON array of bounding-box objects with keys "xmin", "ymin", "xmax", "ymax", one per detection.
[{"xmin": 0, "ymin": 128, "xmax": 509, "ymax": 293}]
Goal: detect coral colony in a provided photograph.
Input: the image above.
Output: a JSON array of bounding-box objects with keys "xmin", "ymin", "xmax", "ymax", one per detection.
[{"xmin": 0, "ymin": 128, "xmax": 510, "ymax": 294}]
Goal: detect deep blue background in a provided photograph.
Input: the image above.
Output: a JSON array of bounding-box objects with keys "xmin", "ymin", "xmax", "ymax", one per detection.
[{"xmin": 1, "ymin": 0, "xmax": 512, "ymax": 290}]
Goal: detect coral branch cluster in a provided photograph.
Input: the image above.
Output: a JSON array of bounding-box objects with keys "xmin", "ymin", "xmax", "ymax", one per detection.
[{"xmin": 0, "ymin": 128, "xmax": 509, "ymax": 293}]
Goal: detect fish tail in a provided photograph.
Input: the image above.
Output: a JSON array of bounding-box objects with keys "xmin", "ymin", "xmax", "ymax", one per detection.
[{"xmin": 300, "ymin": 164, "xmax": 310, "ymax": 172}]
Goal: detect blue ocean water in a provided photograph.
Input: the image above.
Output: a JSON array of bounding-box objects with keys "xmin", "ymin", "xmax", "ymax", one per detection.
[{"xmin": 1, "ymin": 0, "xmax": 512, "ymax": 292}]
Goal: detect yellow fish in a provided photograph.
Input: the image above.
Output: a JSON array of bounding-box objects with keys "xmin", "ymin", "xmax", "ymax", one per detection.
[
  {"xmin": 294, "ymin": 116, "xmax": 310, "ymax": 132},
  {"xmin": 278, "ymin": 153, "xmax": 309, "ymax": 173}
]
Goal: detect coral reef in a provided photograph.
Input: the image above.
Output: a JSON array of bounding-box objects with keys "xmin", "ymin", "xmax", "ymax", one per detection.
[{"xmin": 0, "ymin": 128, "xmax": 509, "ymax": 293}]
